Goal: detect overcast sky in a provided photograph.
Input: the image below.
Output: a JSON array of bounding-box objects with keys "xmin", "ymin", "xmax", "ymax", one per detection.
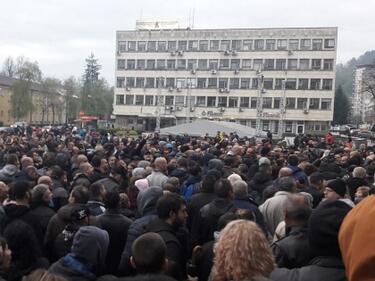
[{"xmin": 0, "ymin": 0, "xmax": 374, "ymax": 85}]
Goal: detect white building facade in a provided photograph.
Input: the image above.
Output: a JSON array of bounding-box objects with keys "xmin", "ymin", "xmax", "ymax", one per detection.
[{"xmin": 114, "ymin": 23, "xmax": 337, "ymax": 135}]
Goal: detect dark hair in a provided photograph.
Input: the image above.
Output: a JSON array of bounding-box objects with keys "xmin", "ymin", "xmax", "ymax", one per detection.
[
  {"xmin": 278, "ymin": 177, "xmax": 296, "ymax": 192},
  {"xmin": 50, "ymin": 165, "xmax": 65, "ymax": 180},
  {"xmin": 223, "ymin": 155, "xmax": 236, "ymax": 167},
  {"xmin": 285, "ymin": 197, "xmax": 312, "ymax": 225},
  {"xmin": 9, "ymin": 180, "xmax": 30, "ymax": 200},
  {"xmin": 201, "ymin": 175, "xmax": 216, "ymax": 193},
  {"xmin": 70, "ymin": 185, "xmax": 89, "ymax": 204},
  {"xmin": 6, "ymin": 153, "xmax": 18, "ymax": 165},
  {"xmin": 118, "ymin": 274, "xmax": 176, "ymax": 281},
  {"xmin": 309, "ymin": 172, "xmax": 324, "ymax": 186},
  {"xmin": 156, "ymin": 193, "xmax": 185, "ymax": 220},
  {"xmin": 217, "ymin": 212, "xmax": 239, "ymax": 231},
  {"xmin": 43, "ymin": 152, "xmax": 57, "ymax": 168},
  {"xmin": 288, "ymin": 155, "xmax": 299, "ymax": 166},
  {"xmin": 89, "ymin": 182, "xmax": 104, "ymax": 200},
  {"xmin": 104, "ymin": 191, "xmax": 120, "ymax": 209},
  {"xmin": 131, "ymin": 233, "xmax": 166, "ymax": 274},
  {"xmin": 111, "ymin": 164, "xmax": 127, "ymax": 178},
  {"xmin": 188, "ymin": 161, "xmax": 201, "ymax": 177},
  {"xmin": 91, "ymin": 156, "xmax": 102, "ymax": 168},
  {"xmin": 214, "ymin": 179, "xmax": 232, "ymax": 198}
]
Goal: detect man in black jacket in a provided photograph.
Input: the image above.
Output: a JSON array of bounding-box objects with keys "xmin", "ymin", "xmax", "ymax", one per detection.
[
  {"xmin": 145, "ymin": 193, "xmax": 188, "ymax": 281},
  {"xmin": 97, "ymin": 191, "xmax": 132, "ymax": 275},
  {"xmin": 304, "ymin": 172, "xmax": 325, "ymax": 208}
]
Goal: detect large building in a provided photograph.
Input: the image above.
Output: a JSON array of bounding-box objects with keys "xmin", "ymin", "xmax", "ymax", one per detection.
[
  {"xmin": 352, "ymin": 65, "xmax": 375, "ymax": 123},
  {"xmin": 113, "ymin": 22, "xmax": 337, "ymax": 135}
]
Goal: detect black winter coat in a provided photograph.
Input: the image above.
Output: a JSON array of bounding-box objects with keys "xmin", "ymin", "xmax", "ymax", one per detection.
[
  {"xmin": 97, "ymin": 209, "xmax": 132, "ymax": 275},
  {"xmin": 29, "ymin": 203, "xmax": 56, "ymax": 236}
]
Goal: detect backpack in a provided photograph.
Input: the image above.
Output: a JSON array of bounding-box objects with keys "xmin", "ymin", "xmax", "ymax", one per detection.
[{"xmin": 181, "ymin": 182, "xmax": 200, "ymax": 202}]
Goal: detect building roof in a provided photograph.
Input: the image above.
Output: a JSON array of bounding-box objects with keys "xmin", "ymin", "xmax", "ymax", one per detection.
[
  {"xmin": 0, "ymin": 75, "xmax": 46, "ymax": 92},
  {"xmin": 160, "ymin": 119, "xmax": 267, "ymax": 138}
]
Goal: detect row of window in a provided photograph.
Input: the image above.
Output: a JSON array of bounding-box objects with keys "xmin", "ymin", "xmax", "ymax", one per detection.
[
  {"xmin": 115, "ymin": 94, "xmax": 332, "ymax": 110},
  {"xmin": 117, "ymin": 58, "xmax": 334, "ymax": 71},
  {"xmin": 116, "ymin": 77, "xmax": 334, "ymax": 91},
  {"xmin": 118, "ymin": 38, "xmax": 335, "ymax": 53}
]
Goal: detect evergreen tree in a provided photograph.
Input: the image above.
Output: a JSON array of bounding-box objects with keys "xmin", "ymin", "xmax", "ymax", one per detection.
[
  {"xmin": 81, "ymin": 53, "xmax": 101, "ymax": 114},
  {"xmin": 333, "ymin": 86, "xmax": 350, "ymax": 124}
]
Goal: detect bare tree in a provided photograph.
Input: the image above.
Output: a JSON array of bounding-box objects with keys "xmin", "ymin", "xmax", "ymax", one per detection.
[{"xmin": 1, "ymin": 56, "xmax": 15, "ymax": 77}]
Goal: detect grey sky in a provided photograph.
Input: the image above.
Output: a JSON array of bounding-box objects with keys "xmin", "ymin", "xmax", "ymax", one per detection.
[{"xmin": 0, "ymin": 0, "xmax": 374, "ymax": 85}]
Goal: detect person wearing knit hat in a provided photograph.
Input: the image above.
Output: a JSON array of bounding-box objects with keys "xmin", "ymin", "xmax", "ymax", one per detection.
[
  {"xmin": 271, "ymin": 200, "xmax": 352, "ymax": 281},
  {"xmin": 324, "ymin": 178, "xmax": 355, "ymax": 207}
]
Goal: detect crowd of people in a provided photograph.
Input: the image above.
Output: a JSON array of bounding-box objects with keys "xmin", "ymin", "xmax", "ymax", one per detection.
[{"xmin": 0, "ymin": 125, "xmax": 373, "ymax": 281}]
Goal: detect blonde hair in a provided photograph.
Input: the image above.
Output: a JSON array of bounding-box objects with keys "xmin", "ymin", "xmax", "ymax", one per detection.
[
  {"xmin": 23, "ymin": 269, "xmax": 68, "ymax": 281},
  {"xmin": 211, "ymin": 220, "xmax": 275, "ymax": 281}
]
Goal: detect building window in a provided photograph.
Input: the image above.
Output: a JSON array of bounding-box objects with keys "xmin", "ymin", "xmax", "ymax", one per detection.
[
  {"xmin": 254, "ymin": 39, "xmax": 264, "ymax": 50},
  {"xmin": 264, "ymin": 59, "xmax": 274, "ymax": 70},
  {"xmin": 324, "ymin": 39, "xmax": 335, "ymax": 49},
  {"xmin": 263, "ymin": 97, "xmax": 272, "ymax": 109},
  {"xmin": 231, "ymin": 40, "xmax": 242, "ymax": 51},
  {"xmin": 274, "ymin": 98, "xmax": 281, "ymax": 109},
  {"xmin": 323, "ymin": 59, "xmax": 334, "ymax": 70},
  {"xmin": 116, "ymin": 95, "xmax": 124, "ymax": 105},
  {"xmin": 310, "ymin": 79, "xmax": 321, "ymax": 90},
  {"xmin": 300, "ymin": 39, "xmax": 311, "ymax": 50},
  {"xmin": 197, "ymin": 78, "xmax": 207, "ymax": 88},
  {"xmin": 187, "ymin": 78, "xmax": 196, "ymax": 88},
  {"xmin": 138, "ymin": 41, "xmax": 146, "ymax": 51},
  {"xmin": 137, "ymin": 59, "xmax": 145, "ymax": 70},
  {"xmin": 125, "ymin": 95, "xmax": 134, "ymax": 105},
  {"xmin": 228, "ymin": 97, "xmax": 238, "ymax": 107},
  {"xmin": 312, "ymin": 39, "xmax": 323, "ymax": 50},
  {"xmin": 128, "ymin": 41, "xmax": 136, "ymax": 51},
  {"xmin": 156, "ymin": 78, "xmax": 165, "ymax": 88},
  {"xmin": 166, "ymin": 78, "xmax": 175, "ymax": 88},
  {"xmin": 287, "ymin": 59, "xmax": 298, "ymax": 70},
  {"xmin": 275, "ymin": 59, "xmax": 286, "ymax": 70},
  {"xmin": 230, "ymin": 78, "xmax": 240, "ymax": 89},
  {"xmin": 309, "ymin": 98, "xmax": 320, "ymax": 109},
  {"xmin": 263, "ymin": 78, "xmax": 273, "ymax": 90},
  {"xmin": 146, "ymin": 60, "xmax": 155, "ymax": 70},
  {"xmin": 188, "ymin": 59, "xmax": 197, "ymax": 70},
  {"xmin": 209, "ymin": 59, "xmax": 219, "ymax": 70},
  {"xmin": 147, "ymin": 41, "xmax": 157, "ymax": 51},
  {"xmin": 275, "ymin": 78, "xmax": 284, "ymax": 89},
  {"xmin": 167, "ymin": 60, "xmax": 175, "ymax": 70},
  {"xmin": 207, "ymin": 97, "xmax": 216, "ymax": 107},
  {"xmin": 218, "ymin": 97, "xmax": 227, "ymax": 107},
  {"xmin": 155, "ymin": 96, "xmax": 164, "ymax": 106},
  {"xmin": 117, "ymin": 59, "xmax": 126, "ymax": 70},
  {"xmin": 221, "ymin": 40, "xmax": 231, "ymax": 51},
  {"xmin": 176, "ymin": 96, "xmax": 185, "ymax": 106},
  {"xmin": 208, "ymin": 78, "xmax": 218, "ymax": 88},
  {"xmin": 297, "ymin": 98, "xmax": 308, "ymax": 109},
  {"xmin": 156, "ymin": 59, "xmax": 166, "ymax": 70},
  {"xmin": 136, "ymin": 77, "xmax": 145, "ymax": 88},
  {"xmin": 196, "ymin": 96, "xmax": 206, "ymax": 107},
  {"xmin": 265, "ymin": 39, "xmax": 276, "ymax": 50},
  {"xmin": 322, "ymin": 79, "xmax": 333, "ymax": 90},
  {"xmin": 219, "ymin": 78, "xmax": 228, "ymax": 89},
  {"xmin": 176, "ymin": 78, "xmax": 186, "ymax": 89},
  {"xmin": 253, "ymin": 59, "xmax": 263, "ymax": 71},
  {"xmin": 168, "ymin": 41, "xmax": 177, "ymax": 51},
  {"xmin": 251, "ymin": 78, "xmax": 259, "ymax": 89},
  {"xmin": 231, "ymin": 59, "xmax": 241, "ymax": 70},
  {"xmin": 242, "ymin": 59, "xmax": 252, "ymax": 69},
  {"xmin": 240, "ymin": 97, "xmax": 249, "ymax": 107},
  {"xmin": 178, "ymin": 40, "xmax": 188, "ymax": 51},
  {"xmin": 240, "ymin": 78, "xmax": 250, "ymax": 89},
  {"xmin": 299, "ymin": 59, "xmax": 310, "ymax": 70},
  {"xmin": 198, "ymin": 59, "xmax": 208, "ymax": 70},
  {"xmin": 118, "ymin": 41, "xmax": 126, "ymax": 52},
  {"xmin": 250, "ymin": 97, "xmax": 257, "ymax": 108},
  {"xmin": 262, "ymin": 120, "xmax": 270, "ymax": 131},
  {"xmin": 285, "ymin": 79, "xmax": 297, "ymax": 89},
  {"xmin": 145, "ymin": 78, "xmax": 155, "ymax": 88},
  {"xmin": 199, "ymin": 40, "xmax": 209, "ymax": 51},
  {"xmin": 286, "ymin": 98, "xmax": 296, "ymax": 109},
  {"xmin": 135, "ymin": 95, "xmax": 144, "ymax": 105},
  {"xmin": 189, "ymin": 40, "xmax": 199, "ymax": 51},
  {"xmin": 285, "ymin": 121, "xmax": 293, "ymax": 133},
  {"xmin": 312, "ymin": 59, "xmax": 321, "ymax": 70},
  {"xmin": 243, "ymin": 40, "xmax": 252, "ymax": 51},
  {"xmin": 126, "ymin": 77, "xmax": 135, "ymax": 88},
  {"xmin": 165, "ymin": 96, "xmax": 174, "ymax": 106},
  {"xmin": 321, "ymin": 99, "xmax": 331, "ymax": 110},
  {"xmin": 289, "ymin": 39, "xmax": 299, "ymax": 50},
  {"xmin": 127, "ymin": 60, "xmax": 135, "ymax": 69},
  {"xmin": 157, "ymin": 41, "xmax": 166, "ymax": 51},
  {"xmin": 117, "ymin": 77, "xmax": 125, "ymax": 88},
  {"xmin": 219, "ymin": 59, "xmax": 230, "ymax": 69},
  {"xmin": 277, "ymin": 39, "xmax": 287, "ymax": 50},
  {"xmin": 298, "ymin": 79, "xmax": 309, "ymax": 90},
  {"xmin": 177, "ymin": 59, "xmax": 186, "ymax": 69},
  {"xmin": 210, "ymin": 40, "xmax": 220, "ymax": 51}
]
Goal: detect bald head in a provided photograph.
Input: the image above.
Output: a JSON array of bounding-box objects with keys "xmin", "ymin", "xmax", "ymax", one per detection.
[
  {"xmin": 38, "ymin": 176, "xmax": 53, "ymax": 188},
  {"xmin": 77, "ymin": 154, "xmax": 88, "ymax": 165},
  {"xmin": 232, "ymin": 180, "xmax": 248, "ymax": 197},
  {"xmin": 21, "ymin": 157, "xmax": 34, "ymax": 169},
  {"xmin": 80, "ymin": 162, "xmax": 94, "ymax": 176},
  {"xmin": 279, "ymin": 167, "xmax": 293, "ymax": 178}
]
